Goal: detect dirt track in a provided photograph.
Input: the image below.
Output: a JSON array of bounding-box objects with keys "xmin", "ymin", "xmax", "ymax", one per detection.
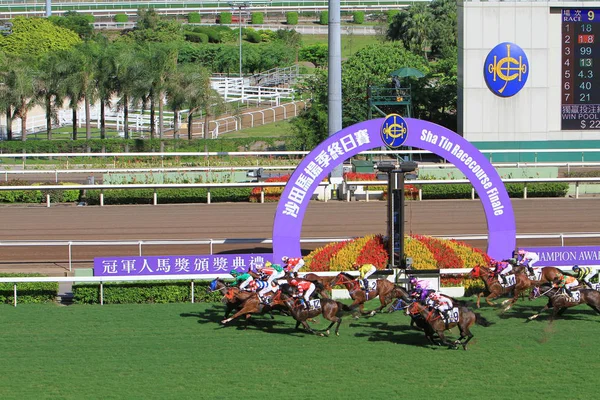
[{"xmin": 1, "ymin": 198, "xmax": 599, "ymax": 275}]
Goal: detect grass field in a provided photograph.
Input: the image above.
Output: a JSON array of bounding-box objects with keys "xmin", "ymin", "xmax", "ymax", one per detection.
[{"xmin": 1, "ymin": 297, "xmax": 599, "ymax": 399}]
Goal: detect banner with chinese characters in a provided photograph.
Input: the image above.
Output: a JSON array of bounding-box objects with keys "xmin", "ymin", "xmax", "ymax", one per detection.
[
  {"xmin": 519, "ymin": 246, "xmax": 600, "ymax": 267},
  {"xmin": 94, "ymin": 254, "xmax": 272, "ymax": 276}
]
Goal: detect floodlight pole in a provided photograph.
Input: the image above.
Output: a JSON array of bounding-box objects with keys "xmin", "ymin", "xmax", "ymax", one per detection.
[{"xmin": 229, "ymin": 2, "xmax": 249, "ymax": 78}]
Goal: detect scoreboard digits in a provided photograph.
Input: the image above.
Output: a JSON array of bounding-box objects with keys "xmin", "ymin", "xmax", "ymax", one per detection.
[{"xmin": 562, "ymin": 9, "xmax": 600, "ymax": 130}]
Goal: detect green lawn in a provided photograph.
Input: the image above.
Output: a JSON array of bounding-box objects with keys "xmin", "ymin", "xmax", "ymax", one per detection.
[
  {"xmin": 301, "ymin": 34, "xmax": 384, "ymax": 59},
  {"xmin": 0, "ymin": 298, "xmax": 598, "ymax": 399}
]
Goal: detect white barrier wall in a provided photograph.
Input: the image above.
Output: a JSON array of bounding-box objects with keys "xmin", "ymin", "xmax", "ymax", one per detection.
[{"xmin": 458, "ymin": 1, "xmax": 600, "ymax": 142}]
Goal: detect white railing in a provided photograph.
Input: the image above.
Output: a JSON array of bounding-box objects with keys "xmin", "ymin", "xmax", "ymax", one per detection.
[
  {"xmin": 345, "ymin": 177, "xmax": 600, "ymax": 201},
  {"xmin": 3, "ymin": 149, "xmax": 600, "ymax": 163},
  {"xmin": 1, "ymin": 160, "xmax": 600, "ymax": 182},
  {"xmin": 0, "ymin": 180, "xmax": 330, "ymax": 206},
  {"xmin": 0, "ymin": 176, "xmax": 599, "ymax": 206},
  {"xmin": 2, "ymin": 232, "xmax": 598, "ymax": 272}
]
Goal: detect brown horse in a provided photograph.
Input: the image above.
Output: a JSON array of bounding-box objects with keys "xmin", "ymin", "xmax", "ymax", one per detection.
[
  {"xmin": 301, "ymin": 273, "xmax": 336, "ymax": 298},
  {"xmin": 470, "ymin": 265, "xmax": 537, "ymax": 312},
  {"xmin": 331, "ymin": 272, "xmax": 401, "ymax": 317},
  {"xmin": 528, "ymin": 284, "xmax": 600, "ymax": 322},
  {"xmin": 208, "ymin": 278, "xmax": 244, "ymax": 319},
  {"xmin": 280, "ymin": 292, "xmax": 354, "ymax": 336},
  {"xmin": 246, "ymin": 269, "xmax": 330, "ymax": 298},
  {"xmin": 407, "ymin": 302, "xmax": 492, "ymax": 350},
  {"xmin": 220, "ymin": 288, "xmax": 284, "ymax": 326},
  {"xmin": 513, "ymin": 265, "xmax": 564, "ymax": 284}
]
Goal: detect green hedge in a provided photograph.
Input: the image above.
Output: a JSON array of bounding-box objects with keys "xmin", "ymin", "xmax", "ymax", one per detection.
[
  {"xmin": 245, "ymin": 29, "xmax": 261, "ymax": 43},
  {"xmin": 418, "ymin": 182, "xmax": 569, "ymax": 200},
  {"xmin": 387, "ymin": 10, "xmax": 399, "ymax": 23},
  {"xmin": 219, "ymin": 12, "xmax": 232, "ymax": 24},
  {"xmin": 0, "ymin": 180, "xmax": 80, "ymax": 203},
  {"xmin": 85, "ymin": 187, "xmax": 253, "ymax": 205},
  {"xmin": 184, "ymin": 31, "xmax": 209, "ymax": 43},
  {"xmin": 286, "ymin": 11, "xmax": 298, "ymax": 25},
  {"xmin": 114, "ymin": 14, "xmax": 128, "ymax": 23},
  {"xmin": 0, "ymin": 274, "xmax": 59, "ymax": 304},
  {"xmin": 352, "ymin": 11, "xmax": 365, "ymax": 24},
  {"xmin": 319, "ymin": 11, "xmax": 328, "ymax": 25},
  {"xmin": 251, "ymin": 12, "xmax": 264, "ymax": 24},
  {"xmin": 72, "ymin": 280, "xmax": 222, "ymax": 304},
  {"xmin": 187, "ymin": 12, "xmax": 201, "ymax": 23}
]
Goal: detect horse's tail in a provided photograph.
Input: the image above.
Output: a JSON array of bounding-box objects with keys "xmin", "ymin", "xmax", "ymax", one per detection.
[{"xmin": 474, "ymin": 312, "xmax": 493, "ymax": 327}]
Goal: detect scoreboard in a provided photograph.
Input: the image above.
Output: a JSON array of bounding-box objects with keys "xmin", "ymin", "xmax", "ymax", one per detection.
[{"xmin": 562, "ymin": 8, "xmax": 600, "ymax": 130}]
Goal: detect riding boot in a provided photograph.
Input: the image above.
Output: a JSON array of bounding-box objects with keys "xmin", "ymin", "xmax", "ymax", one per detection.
[
  {"xmin": 565, "ymin": 288, "xmax": 573, "ymax": 299},
  {"xmin": 501, "ymin": 275, "xmax": 507, "ymax": 284},
  {"xmin": 585, "ymin": 281, "xmax": 593, "ymax": 289},
  {"xmin": 528, "ymin": 267, "xmax": 534, "ymax": 277},
  {"xmin": 363, "ymin": 279, "xmax": 369, "ymax": 291}
]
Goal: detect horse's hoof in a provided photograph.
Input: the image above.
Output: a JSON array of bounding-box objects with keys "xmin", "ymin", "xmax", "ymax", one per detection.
[
  {"xmin": 221, "ymin": 319, "xmax": 229, "ymax": 324},
  {"xmin": 336, "ymin": 332, "xmax": 340, "ymax": 336},
  {"xmin": 369, "ymin": 310, "xmax": 376, "ymax": 317},
  {"xmin": 326, "ymin": 330, "xmax": 330, "ymax": 336}
]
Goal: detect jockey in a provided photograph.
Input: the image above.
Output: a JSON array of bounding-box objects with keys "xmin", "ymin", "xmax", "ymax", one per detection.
[
  {"xmin": 516, "ymin": 249, "xmax": 539, "ymax": 276},
  {"xmin": 495, "ymin": 260, "xmax": 512, "ymax": 284},
  {"xmin": 230, "ymin": 270, "xmax": 254, "ymax": 291},
  {"xmin": 282, "ymin": 256, "xmax": 305, "ymax": 278},
  {"xmin": 553, "ymin": 274, "xmax": 579, "ymax": 299},
  {"xmin": 353, "ymin": 263, "xmax": 377, "ymax": 291},
  {"xmin": 256, "ymin": 261, "xmax": 285, "ymax": 304},
  {"xmin": 409, "ymin": 277, "xmax": 431, "ymax": 303},
  {"xmin": 426, "ymin": 292, "xmax": 453, "ymax": 322},
  {"xmin": 572, "ymin": 265, "xmax": 595, "ymax": 289},
  {"xmin": 289, "ymin": 279, "xmax": 316, "ymax": 310}
]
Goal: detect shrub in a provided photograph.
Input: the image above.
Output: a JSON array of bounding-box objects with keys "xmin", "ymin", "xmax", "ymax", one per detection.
[
  {"xmin": 0, "ymin": 274, "xmax": 58, "ymax": 304},
  {"xmin": 352, "ymin": 11, "xmax": 365, "ymax": 24},
  {"xmin": 387, "ymin": 10, "xmax": 399, "ymax": 23},
  {"xmin": 219, "ymin": 12, "xmax": 232, "ymax": 24},
  {"xmin": 185, "ymin": 31, "xmax": 209, "ymax": 43},
  {"xmin": 72, "ymin": 281, "xmax": 222, "ymax": 304},
  {"xmin": 249, "ymin": 175, "xmax": 289, "ymax": 202},
  {"xmin": 187, "ymin": 12, "xmax": 201, "ymax": 23},
  {"xmin": 245, "ymin": 29, "xmax": 262, "ymax": 43},
  {"xmin": 38, "ymin": 182, "xmax": 81, "ymax": 203},
  {"xmin": 319, "ymin": 11, "xmax": 328, "ymax": 25},
  {"xmin": 286, "ymin": 12, "xmax": 298, "ymax": 25},
  {"xmin": 251, "ymin": 12, "xmax": 264, "ymax": 24},
  {"xmin": 114, "ymin": 14, "xmax": 128, "ymax": 23}
]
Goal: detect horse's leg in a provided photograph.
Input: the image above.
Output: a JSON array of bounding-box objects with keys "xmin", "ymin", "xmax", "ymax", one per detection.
[
  {"xmin": 436, "ymin": 330, "xmax": 457, "ymax": 350},
  {"xmin": 528, "ymin": 304, "xmax": 549, "ymax": 321},
  {"xmin": 294, "ymin": 320, "xmax": 301, "ymax": 330},
  {"xmin": 221, "ymin": 305, "xmax": 255, "ymax": 324}
]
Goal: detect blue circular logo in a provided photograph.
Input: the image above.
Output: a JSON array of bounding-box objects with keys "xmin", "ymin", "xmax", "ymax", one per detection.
[
  {"xmin": 381, "ymin": 114, "xmax": 408, "ymax": 149},
  {"xmin": 484, "ymin": 42, "xmax": 529, "ymax": 97}
]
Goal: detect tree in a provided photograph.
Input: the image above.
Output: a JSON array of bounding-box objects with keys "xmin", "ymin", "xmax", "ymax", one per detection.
[
  {"xmin": 299, "ymin": 44, "xmax": 328, "ymax": 68},
  {"xmin": 38, "ymin": 52, "xmax": 66, "ymax": 139},
  {"xmin": 49, "ymin": 11, "xmax": 94, "ymax": 40},
  {"xmin": 2, "ymin": 57, "xmax": 40, "ymax": 141},
  {"xmin": 0, "ymin": 16, "xmax": 81, "ymax": 58},
  {"xmin": 123, "ymin": 8, "xmax": 184, "ymax": 43}
]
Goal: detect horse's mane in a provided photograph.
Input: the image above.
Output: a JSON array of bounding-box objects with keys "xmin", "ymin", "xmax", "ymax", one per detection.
[{"xmin": 340, "ymin": 272, "xmax": 355, "ymax": 280}]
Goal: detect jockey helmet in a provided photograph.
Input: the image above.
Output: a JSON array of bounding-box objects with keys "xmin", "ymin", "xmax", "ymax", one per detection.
[
  {"xmin": 264, "ymin": 261, "xmax": 272, "ymax": 268},
  {"xmin": 409, "ymin": 277, "xmax": 417, "ymax": 285},
  {"xmin": 282, "ymin": 256, "xmax": 289, "ymax": 263},
  {"xmin": 572, "ymin": 265, "xmax": 580, "ymax": 271},
  {"xmin": 518, "ymin": 249, "xmax": 526, "ymax": 255}
]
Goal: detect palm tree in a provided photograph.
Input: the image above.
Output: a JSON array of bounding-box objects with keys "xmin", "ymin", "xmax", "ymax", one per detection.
[
  {"xmin": 177, "ymin": 63, "xmax": 225, "ymax": 146},
  {"xmin": 4, "ymin": 57, "xmax": 40, "ymax": 141},
  {"xmin": 38, "ymin": 51, "xmax": 66, "ymax": 140}
]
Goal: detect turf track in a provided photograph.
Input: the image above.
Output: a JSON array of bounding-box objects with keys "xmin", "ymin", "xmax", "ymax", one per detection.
[{"xmin": 1, "ymin": 297, "xmax": 598, "ymax": 399}]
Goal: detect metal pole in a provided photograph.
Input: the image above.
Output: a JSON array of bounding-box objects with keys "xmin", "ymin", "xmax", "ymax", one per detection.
[
  {"xmin": 239, "ymin": 6, "xmax": 242, "ymax": 78},
  {"xmin": 387, "ymin": 172, "xmax": 394, "ymax": 268},
  {"xmin": 328, "ymin": 0, "xmax": 343, "ymax": 182}
]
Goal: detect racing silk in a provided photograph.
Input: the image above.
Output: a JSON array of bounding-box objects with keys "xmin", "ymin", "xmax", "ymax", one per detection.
[
  {"xmin": 495, "ymin": 261, "xmax": 509, "ymax": 274},
  {"xmin": 232, "ymin": 273, "xmax": 252, "ymax": 285},
  {"xmin": 260, "ymin": 265, "xmax": 283, "ymax": 276},
  {"xmin": 575, "ymin": 267, "xmax": 594, "ymax": 281},
  {"xmin": 290, "ymin": 280, "xmax": 312, "ymax": 292},
  {"xmin": 269, "ymin": 263, "xmax": 284, "ymax": 273},
  {"xmin": 358, "ymin": 264, "xmax": 376, "ymax": 279},
  {"xmin": 284, "ymin": 257, "xmax": 304, "ymax": 272},
  {"xmin": 248, "ymin": 280, "xmax": 269, "ymax": 291},
  {"xmin": 413, "ymin": 279, "xmax": 430, "ymax": 290},
  {"xmin": 518, "ymin": 251, "xmax": 539, "ymax": 267}
]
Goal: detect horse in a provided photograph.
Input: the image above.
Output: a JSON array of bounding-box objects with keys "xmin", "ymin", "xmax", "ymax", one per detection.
[
  {"xmin": 469, "ymin": 265, "xmax": 538, "ymax": 312},
  {"xmin": 220, "ymin": 287, "xmax": 285, "ymax": 327},
  {"xmin": 527, "ymin": 284, "xmax": 600, "ymax": 322},
  {"xmin": 279, "ymin": 292, "xmax": 354, "ymax": 336},
  {"xmin": 513, "ymin": 265, "xmax": 564, "ymax": 284},
  {"xmin": 331, "ymin": 272, "xmax": 404, "ymax": 317},
  {"xmin": 247, "ymin": 269, "xmax": 330, "ymax": 298},
  {"xmin": 301, "ymin": 273, "xmax": 336, "ymax": 298},
  {"xmin": 208, "ymin": 278, "xmax": 242, "ymax": 319},
  {"xmin": 407, "ymin": 301, "xmax": 492, "ymax": 350}
]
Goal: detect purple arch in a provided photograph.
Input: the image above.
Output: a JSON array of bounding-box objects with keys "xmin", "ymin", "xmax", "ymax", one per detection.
[{"xmin": 272, "ymin": 118, "xmax": 516, "ymax": 261}]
